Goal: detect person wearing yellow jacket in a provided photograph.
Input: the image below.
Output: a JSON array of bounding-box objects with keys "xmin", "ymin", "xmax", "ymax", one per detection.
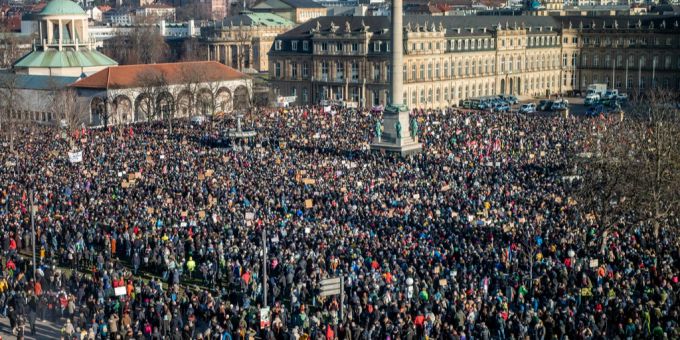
[{"xmin": 186, "ymin": 257, "xmax": 196, "ymax": 279}]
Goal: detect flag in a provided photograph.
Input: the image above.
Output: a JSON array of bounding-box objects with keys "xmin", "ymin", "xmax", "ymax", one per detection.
[{"xmin": 129, "ymin": 127, "xmax": 134, "ymax": 138}]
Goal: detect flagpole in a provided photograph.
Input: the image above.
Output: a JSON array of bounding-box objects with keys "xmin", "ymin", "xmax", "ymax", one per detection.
[
  {"xmin": 638, "ymin": 57, "xmax": 641, "ymax": 96},
  {"xmin": 625, "ymin": 59, "xmax": 629, "ymax": 90},
  {"xmin": 652, "ymin": 57, "xmax": 656, "ymax": 88},
  {"xmin": 612, "ymin": 55, "xmax": 615, "ymax": 89}
]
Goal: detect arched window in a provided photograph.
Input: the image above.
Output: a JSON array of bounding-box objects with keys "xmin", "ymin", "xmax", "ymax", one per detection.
[
  {"xmin": 444, "ymin": 61, "xmax": 449, "ymax": 78},
  {"xmin": 420, "ymin": 64, "xmax": 425, "ymax": 80},
  {"xmin": 435, "ymin": 88, "xmax": 440, "ymax": 102},
  {"xmin": 412, "ymin": 64, "xmax": 417, "ymax": 80},
  {"xmin": 427, "ymin": 63, "xmax": 433, "ymax": 79},
  {"xmin": 420, "ymin": 89, "xmax": 425, "ymax": 103},
  {"xmin": 428, "ymin": 89, "xmax": 433, "ymax": 103},
  {"xmin": 465, "ymin": 61, "xmax": 469, "ymax": 76},
  {"xmin": 471, "ymin": 60, "xmax": 476, "ymax": 75},
  {"xmin": 435, "ymin": 63, "xmax": 440, "ymax": 79}
]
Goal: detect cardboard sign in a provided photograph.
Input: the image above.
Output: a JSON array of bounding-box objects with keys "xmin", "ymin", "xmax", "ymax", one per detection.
[
  {"xmin": 114, "ymin": 286, "xmax": 127, "ymax": 296},
  {"xmin": 198, "ymin": 211, "xmax": 206, "ymax": 220},
  {"xmin": 440, "ymin": 185, "xmax": 450, "ymax": 192},
  {"xmin": 589, "ymin": 259, "xmax": 599, "ymax": 268},
  {"xmin": 147, "ymin": 207, "xmax": 154, "ymax": 214},
  {"xmin": 245, "ymin": 212, "xmax": 255, "ymax": 220},
  {"xmin": 305, "ymin": 199, "xmax": 313, "ymax": 208},
  {"xmin": 302, "ymin": 178, "xmax": 316, "ymax": 185},
  {"xmin": 439, "ymin": 279, "xmax": 448, "ymax": 287}
]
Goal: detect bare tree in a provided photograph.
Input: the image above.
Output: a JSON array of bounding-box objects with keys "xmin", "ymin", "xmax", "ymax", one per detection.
[
  {"xmin": 578, "ymin": 89, "xmax": 680, "ymax": 243},
  {"xmin": 103, "ymin": 22, "xmax": 169, "ymax": 65},
  {"xmin": 52, "ymin": 86, "xmax": 88, "ymax": 146},
  {"xmin": 0, "ymin": 72, "xmax": 22, "ymax": 152},
  {"xmin": 0, "ymin": 22, "xmax": 24, "ymax": 69},
  {"xmin": 135, "ymin": 68, "xmax": 169, "ymax": 123}
]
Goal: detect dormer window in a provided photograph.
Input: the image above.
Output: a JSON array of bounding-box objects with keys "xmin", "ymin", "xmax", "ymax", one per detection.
[{"xmin": 275, "ymin": 40, "xmax": 282, "ymax": 51}]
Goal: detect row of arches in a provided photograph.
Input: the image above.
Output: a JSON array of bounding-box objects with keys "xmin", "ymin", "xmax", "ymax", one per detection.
[{"xmin": 90, "ymin": 86, "xmax": 250, "ymax": 126}]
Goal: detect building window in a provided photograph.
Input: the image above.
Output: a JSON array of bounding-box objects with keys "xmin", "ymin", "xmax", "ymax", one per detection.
[
  {"xmin": 336, "ymin": 42, "xmax": 342, "ymax": 52},
  {"xmin": 275, "ymin": 40, "xmax": 282, "ymax": 50},
  {"xmin": 444, "ymin": 87, "xmax": 448, "ymax": 101},
  {"xmin": 412, "ymin": 64, "xmax": 416, "ymax": 80},
  {"xmin": 427, "ymin": 63, "xmax": 432, "ymax": 79},
  {"xmin": 275, "ymin": 62, "xmax": 281, "ymax": 77},
  {"xmin": 291, "ymin": 63, "xmax": 298, "ymax": 79},
  {"xmin": 303, "ymin": 63, "xmax": 309, "ymax": 78},
  {"xmin": 352, "ymin": 43, "xmax": 358, "ymax": 52},
  {"xmin": 444, "ymin": 61, "xmax": 449, "ymax": 78},
  {"xmin": 604, "ymin": 55, "xmax": 610, "ymax": 68},
  {"xmin": 435, "ymin": 88, "xmax": 440, "ymax": 102},
  {"xmin": 321, "ymin": 61, "xmax": 329, "ymax": 80},
  {"xmin": 386, "ymin": 42, "xmax": 390, "ymax": 52},
  {"xmin": 457, "ymin": 61, "xmax": 462, "ymax": 76},
  {"xmin": 420, "ymin": 64, "xmax": 425, "ymax": 80},
  {"xmin": 412, "ymin": 91, "xmax": 417, "ymax": 105},
  {"xmin": 386, "ymin": 65, "xmax": 391, "ymax": 82},
  {"xmin": 292, "ymin": 40, "xmax": 298, "ymax": 51},
  {"xmin": 420, "ymin": 89, "xmax": 425, "ymax": 103},
  {"xmin": 465, "ymin": 61, "xmax": 469, "ymax": 76},
  {"xmin": 321, "ymin": 42, "xmax": 328, "ymax": 51},
  {"xmin": 337, "ymin": 63, "xmax": 344, "ymax": 81},
  {"xmin": 435, "ymin": 63, "xmax": 440, "ymax": 79},
  {"xmin": 403, "ymin": 65, "xmax": 407, "ymax": 81},
  {"xmin": 427, "ymin": 89, "xmax": 433, "ymax": 103},
  {"xmin": 374, "ymin": 42, "xmax": 381, "ymax": 52},
  {"xmin": 303, "ymin": 41, "xmax": 309, "ymax": 51},
  {"xmin": 302, "ymin": 88, "xmax": 308, "ymax": 103},
  {"xmin": 664, "ymin": 56, "xmax": 671, "ymax": 69},
  {"xmin": 373, "ymin": 64, "xmax": 380, "ymax": 81},
  {"xmin": 352, "ymin": 62, "xmax": 359, "ymax": 81},
  {"xmin": 472, "ymin": 60, "xmax": 476, "ymax": 75}
]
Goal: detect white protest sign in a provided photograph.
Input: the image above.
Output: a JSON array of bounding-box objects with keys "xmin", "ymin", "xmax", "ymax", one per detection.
[
  {"xmin": 68, "ymin": 151, "xmax": 83, "ymax": 163},
  {"xmin": 114, "ymin": 286, "xmax": 127, "ymax": 296}
]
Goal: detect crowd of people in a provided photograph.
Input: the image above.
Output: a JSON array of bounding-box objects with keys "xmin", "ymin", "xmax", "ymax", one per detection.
[{"xmin": 0, "ymin": 105, "xmax": 678, "ymax": 340}]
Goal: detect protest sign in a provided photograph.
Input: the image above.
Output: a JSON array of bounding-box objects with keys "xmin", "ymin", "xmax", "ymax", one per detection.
[
  {"xmin": 68, "ymin": 151, "xmax": 83, "ymax": 163},
  {"xmin": 114, "ymin": 286, "xmax": 127, "ymax": 296},
  {"xmin": 305, "ymin": 199, "xmax": 313, "ymax": 208}
]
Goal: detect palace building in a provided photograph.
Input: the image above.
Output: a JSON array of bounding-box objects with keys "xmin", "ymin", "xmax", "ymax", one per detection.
[{"xmin": 267, "ymin": 15, "xmax": 680, "ymax": 109}]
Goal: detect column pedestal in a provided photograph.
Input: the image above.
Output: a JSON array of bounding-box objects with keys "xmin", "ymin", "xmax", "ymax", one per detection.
[{"xmin": 370, "ymin": 104, "xmax": 422, "ymax": 156}]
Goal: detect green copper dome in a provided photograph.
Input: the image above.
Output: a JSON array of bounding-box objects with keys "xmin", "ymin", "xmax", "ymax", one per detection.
[{"xmin": 40, "ymin": 0, "xmax": 86, "ymax": 16}]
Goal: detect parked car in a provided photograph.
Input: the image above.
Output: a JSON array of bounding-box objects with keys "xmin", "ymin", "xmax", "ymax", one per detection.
[
  {"xmin": 551, "ymin": 100, "xmax": 569, "ymax": 111},
  {"xmin": 519, "ymin": 103, "xmax": 536, "ymax": 113},
  {"xmin": 496, "ymin": 103, "xmax": 511, "ymax": 112},
  {"xmin": 538, "ymin": 100, "xmax": 554, "ymax": 111}
]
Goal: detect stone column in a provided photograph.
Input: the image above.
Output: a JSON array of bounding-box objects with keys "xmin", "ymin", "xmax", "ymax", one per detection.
[
  {"xmin": 58, "ymin": 19, "xmax": 63, "ymax": 50},
  {"xmin": 369, "ymin": 0, "xmax": 421, "ymax": 156}
]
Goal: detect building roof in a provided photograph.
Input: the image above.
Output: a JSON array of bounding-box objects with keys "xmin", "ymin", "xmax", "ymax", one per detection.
[
  {"xmin": 40, "ymin": 0, "xmax": 86, "ymax": 16},
  {"xmin": 276, "ymin": 14, "xmax": 680, "ymax": 40},
  {"xmin": 0, "ymin": 72, "xmax": 79, "ymax": 90},
  {"xmin": 71, "ymin": 61, "xmax": 247, "ymax": 90},
  {"xmin": 219, "ymin": 12, "xmax": 295, "ymax": 26},
  {"xmin": 13, "ymin": 50, "xmax": 118, "ymax": 69},
  {"xmin": 252, "ymin": 0, "xmax": 325, "ymax": 10}
]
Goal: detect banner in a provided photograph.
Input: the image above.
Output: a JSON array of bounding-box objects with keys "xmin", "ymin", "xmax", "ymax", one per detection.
[
  {"xmin": 68, "ymin": 151, "xmax": 83, "ymax": 163},
  {"xmin": 114, "ymin": 286, "xmax": 127, "ymax": 296}
]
